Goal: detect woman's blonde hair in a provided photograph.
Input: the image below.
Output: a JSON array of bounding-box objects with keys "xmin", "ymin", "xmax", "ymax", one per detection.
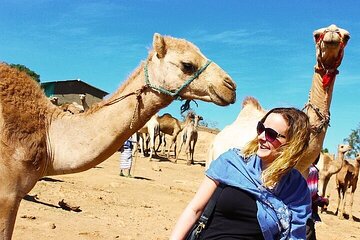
[{"xmin": 242, "ymin": 107, "xmax": 311, "ymax": 188}]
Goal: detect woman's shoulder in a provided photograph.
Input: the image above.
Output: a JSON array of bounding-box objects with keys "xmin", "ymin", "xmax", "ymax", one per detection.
[{"xmin": 277, "ymin": 168, "xmax": 309, "ymax": 194}]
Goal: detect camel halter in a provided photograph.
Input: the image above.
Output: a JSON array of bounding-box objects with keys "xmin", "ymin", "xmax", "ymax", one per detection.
[
  {"xmin": 104, "ymin": 60, "xmax": 212, "ymax": 129},
  {"xmin": 144, "ymin": 60, "xmax": 212, "ymax": 98}
]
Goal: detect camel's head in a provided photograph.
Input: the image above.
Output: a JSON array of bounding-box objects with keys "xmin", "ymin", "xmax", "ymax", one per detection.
[
  {"xmin": 313, "ymin": 24, "xmax": 350, "ymax": 70},
  {"xmin": 195, "ymin": 115, "xmax": 203, "ymax": 123},
  {"xmin": 49, "ymin": 96, "xmax": 59, "ymax": 105},
  {"xmin": 338, "ymin": 144, "xmax": 352, "ymax": 154},
  {"xmin": 148, "ymin": 33, "xmax": 236, "ymax": 106},
  {"xmin": 79, "ymin": 94, "xmax": 86, "ymax": 100}
]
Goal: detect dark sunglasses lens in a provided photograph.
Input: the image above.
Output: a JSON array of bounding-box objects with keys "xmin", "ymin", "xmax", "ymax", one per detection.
[
  {"xmin": 257, "ymin": 122, "xmax": 264, "ymax": 135},
  {"xmin": 265, "ymin": 129, "xmax": 278, "ymax": 142}
]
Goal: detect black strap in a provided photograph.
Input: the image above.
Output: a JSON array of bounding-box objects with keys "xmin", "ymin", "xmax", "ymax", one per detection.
[{"xmin": 198, "ymin": 184, "xmax": 224, "ymax": 225}]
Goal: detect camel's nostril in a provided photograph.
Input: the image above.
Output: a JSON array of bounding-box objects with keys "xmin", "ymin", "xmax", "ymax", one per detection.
[{"xmin": 224, "ymin": 77, "xmax": 236, "ymax": 90}]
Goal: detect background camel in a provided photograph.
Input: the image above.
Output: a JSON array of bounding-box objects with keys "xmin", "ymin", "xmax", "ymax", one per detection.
[
  {"xmin": 137, "ymin": 114, "xmax": 160, "ymax": 161},
  {"xmin": 206, "ymin": 24, "xmax": 350, "ymax": 176},
  {"xmin": 79, "ymin": 93, "xmax": 89, "ymax": 112},
  {"xmin": 157, "ymin": 112, "xmax": 195, "ymax": 159},
  {"xmin": 317, "ymin": 144, "xmax": 352, "ymax": 201},
  {"xmin": 157, "ymin": 113, "xmax": 182, "ymax": 158},
  {"xmin": 0, "ymin": 32, "xmax": 236, "ymax": 239},
  {"xmin": 335, "ymin": 153, "xmax": 360, "ymax": 220},
  {"xmin": 176, "ymin": 113, "xmax": 203, "ymax": 165},
  {"xmin": 49, "ymin": 96, "xmax": 59, "ymax": 106},
  {"xmin": 60, "ymin": 101, "xmax": 84, "ymax": 114}
]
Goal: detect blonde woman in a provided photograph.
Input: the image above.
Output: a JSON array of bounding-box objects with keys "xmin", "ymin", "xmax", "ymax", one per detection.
[{"xmin": 171, "ymin": 107, "xmax": 311, "ymax": 240}]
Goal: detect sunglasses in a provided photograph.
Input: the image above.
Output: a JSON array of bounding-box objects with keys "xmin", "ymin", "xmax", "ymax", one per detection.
[{"xmin": 256, "ymin": 121, "xmax": 286, "ymax": 142}]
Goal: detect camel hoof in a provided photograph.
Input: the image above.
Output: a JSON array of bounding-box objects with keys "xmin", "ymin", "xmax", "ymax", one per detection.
[
  {"xmin": 338, "ymin": 214, "xmax": 344, "ymax": 220},
  {"xmin": 186, "ymin": 161, "xmax": 193, "ymax": 166}
]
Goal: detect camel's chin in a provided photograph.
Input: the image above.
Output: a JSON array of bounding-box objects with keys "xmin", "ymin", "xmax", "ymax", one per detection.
[{"xmin": 208, "ymin": 85, "xmax": 236, "ymax": 106}]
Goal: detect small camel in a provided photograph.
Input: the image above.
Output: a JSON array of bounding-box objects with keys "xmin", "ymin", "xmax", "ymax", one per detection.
[
  {"xmin": 0, "ymin": 33, "xmax": 236, "ymax": 239},
  {"xmin": 79, "ymin": 93, "xmax": 89, "ymax": 112},
  {"xmin": 59, "ymin": 101, "xmax": 84, "ymax": 114},
  {"xmin": 316, "ymin": 144, "xmax": 352, "ymax": 199},
  {"xmin": 206, "ymin": 24, "xmax": 350, "ymax": 176},
  {"xmin": 176, "ymin": 113, "xmax": 203, "ymax": 165},
  {"xmin": 335, "ymin": 153, "xmax": 360, "ymax": 220},
  {"xmin": 49, "ymin": 96, "xmax": 59, "ymax": 106}
]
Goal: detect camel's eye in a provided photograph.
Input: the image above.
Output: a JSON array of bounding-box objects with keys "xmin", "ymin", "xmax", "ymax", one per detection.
[{"xmin": 181, "ymin": 62, "xmax": 197, "ymax": 75}]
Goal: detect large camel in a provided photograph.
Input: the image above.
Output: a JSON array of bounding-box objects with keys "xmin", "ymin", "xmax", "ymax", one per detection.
[
  {"xmin": 206, "ymin": 24, "xmax": 350, "ymax": 176},
  {"xmin": 0, "ymin": 33, "xmax": 236, "ymax": 239},
  {"xmin": 316, "ymin": 144, "xmax": 352, "ymax": 199},
  {"xmin": 335, "ymin": 153, "xmax": 360, "ymax": 220}
]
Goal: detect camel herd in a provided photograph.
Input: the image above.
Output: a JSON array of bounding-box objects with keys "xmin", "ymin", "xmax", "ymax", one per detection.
[
  {"xmin": 131, "ymin": 111, "xmax": 203, "ymax": 165},
  {"xmin": 0, "ymin": 25, "xmax": 358, "ymax": 240},
  {"xmin": 50, "ymin": 93, "xmax": 89, "ymax": 114}
]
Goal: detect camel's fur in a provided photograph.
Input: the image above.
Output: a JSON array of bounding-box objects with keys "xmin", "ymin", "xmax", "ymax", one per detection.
[
  {"xmin": 317, "ymin": 144, "xmax": 352, "ymax": 199},
  {"xmin": 335, "ymin": 153, "xmax": 360, "ymax": 220},
  {"xmin": 206, "ymin": 24, "xmax": 350, "ymax": 176},
  {"xmin": 176, "ymin": 113, "xmax": 203, "ymax": 165},
  {"xmin": 0, "ymin": 33, "xmax": 236, "ymax": 239}
]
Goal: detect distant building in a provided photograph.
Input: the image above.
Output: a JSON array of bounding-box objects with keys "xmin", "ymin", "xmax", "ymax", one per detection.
[{"xmin": 41, "ymin": 79, "xmax": 108, "ymax": 106}]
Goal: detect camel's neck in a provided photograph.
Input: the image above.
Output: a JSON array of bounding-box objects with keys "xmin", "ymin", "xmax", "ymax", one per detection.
[
  {"xmin": 81, "ymin": 99, "xmax": 89, "ymax": 111},
  {"xmin": 46, "ymin": 61, "xmax": 173, "ymax": 175},
  {"xmin": 307, "ymin": 69, "xmax": 335, "ymax": 119},
  {"xmin": 296, "ymin": 68, "xmax": 336, "ymax": 174},
  {"xmin": 333, "ymin": 151, "xmax": 346, "ymax": 172}
]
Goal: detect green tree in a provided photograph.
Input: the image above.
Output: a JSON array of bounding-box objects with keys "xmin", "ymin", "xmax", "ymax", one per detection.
[
  {"xmin": 9, "ymin": 63, "xmax": 40, "ymax": 83},
  {"xmin": 343, "ymin": 123, "xmax": 360, "ymax": 158}
]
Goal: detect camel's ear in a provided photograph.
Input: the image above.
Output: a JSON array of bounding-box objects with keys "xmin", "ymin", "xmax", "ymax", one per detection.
[
  {"xmin": 153, "ymin": 33, "xmax": 167, "ymax": 59},
  {"xmin": 341, "ymin": 31, "xmax": 350, "ymax": 46}
]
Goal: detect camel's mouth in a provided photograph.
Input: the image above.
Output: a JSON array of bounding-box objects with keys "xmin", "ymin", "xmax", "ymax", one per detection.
[{"xmin": 208, "ymin": 83, "xmax": 236, "ymax": 106}]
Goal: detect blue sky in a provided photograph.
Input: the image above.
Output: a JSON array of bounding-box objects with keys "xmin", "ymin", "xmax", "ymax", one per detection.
[{"xmin": 1, "ymin": 0, "xmax": 359, "ymax": 154}]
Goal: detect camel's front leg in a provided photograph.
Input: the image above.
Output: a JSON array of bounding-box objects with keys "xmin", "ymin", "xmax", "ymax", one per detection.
[
  {"xmin": 320, "ymin": 176, "xmax": 330, "ymax": 212},
  {"xmin": 335, "ymin": 187, "xmax": 341, "ymax": 216},
  {"xmin": 0, "ymin": 194, "xmax": 22, "ymax": 240},
  {"xmin": 338, "ymin": 188, "xmax": 348, "ymax": 220},
  {"xmin": 166, "ymin": 136, "xmax": 176, "ymax": 159},
  {"xmin": 175, "ymin": 141, "xmax": 184, "ymax": 164},
  {"xmin": 349, "ymin": 191, "xmax": 355, "ymax": 221}
]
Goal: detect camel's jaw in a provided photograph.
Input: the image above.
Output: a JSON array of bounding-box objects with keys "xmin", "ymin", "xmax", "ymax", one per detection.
[{"xmin": 208, "ymin": 80, "xmax": 236, "ymax": 106}]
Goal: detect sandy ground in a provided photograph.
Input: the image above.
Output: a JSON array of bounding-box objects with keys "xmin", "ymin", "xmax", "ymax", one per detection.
[{"xmin": 13, "ymin": 129, "xmax": 360, "ymax": 240}]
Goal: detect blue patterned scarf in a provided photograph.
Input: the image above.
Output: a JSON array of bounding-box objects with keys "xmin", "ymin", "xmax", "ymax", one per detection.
[{"xmin": 206, "ymin": 148, "xmax": 311, "ymax": 240}]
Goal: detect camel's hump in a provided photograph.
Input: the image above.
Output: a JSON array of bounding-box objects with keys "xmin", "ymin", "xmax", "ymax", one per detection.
[{"xmin": 242, "ymin": 96, "xmax": 263, "ymax": 110}]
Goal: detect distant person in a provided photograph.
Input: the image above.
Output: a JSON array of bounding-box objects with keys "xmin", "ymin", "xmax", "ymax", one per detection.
[
  {"xmin": 306, "ymin": 158, "xmax": 329, "ymax": 240},
  {"xmin": 170, "ymin": 107, "xmax": 312, "ymax": 239},
  {"xmin": 119, "ymin": 136, "xmax": 136, "ymax": 177}
]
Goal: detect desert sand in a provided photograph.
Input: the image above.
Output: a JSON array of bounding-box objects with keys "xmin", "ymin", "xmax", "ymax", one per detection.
[{"xmin": 13, "ymin": 129, "xmax": 360, "ymax": 239}]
